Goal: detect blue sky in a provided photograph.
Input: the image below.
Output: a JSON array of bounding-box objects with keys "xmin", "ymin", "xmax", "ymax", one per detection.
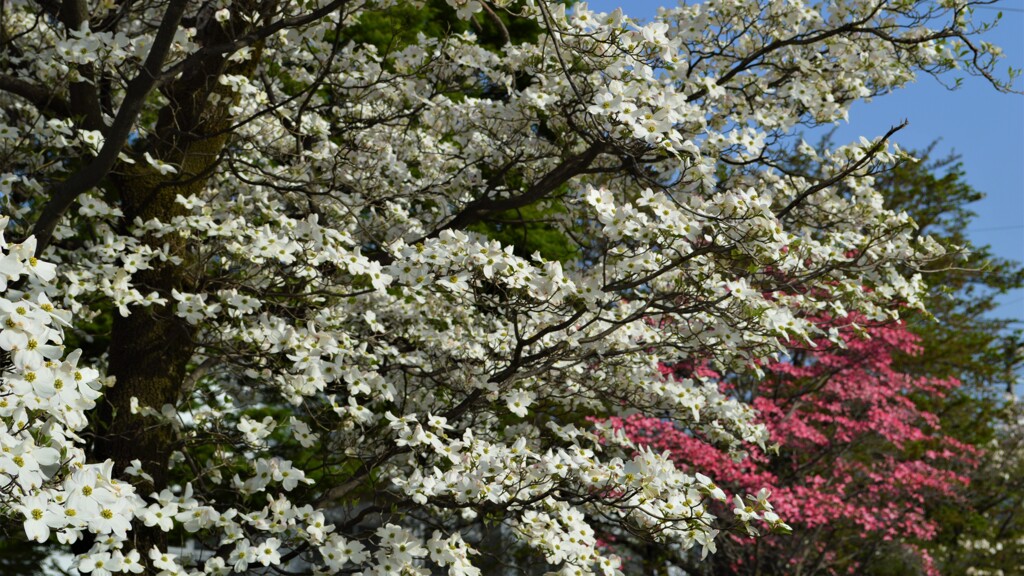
[{"xmin": 584, "ymin": 0, "xmax": 1024, "ymax": 332}]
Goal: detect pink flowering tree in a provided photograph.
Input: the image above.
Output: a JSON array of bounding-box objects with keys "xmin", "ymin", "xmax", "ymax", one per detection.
[{"xmin": 615, "ymin": 317, "xmax": 976, "ymax": 574}]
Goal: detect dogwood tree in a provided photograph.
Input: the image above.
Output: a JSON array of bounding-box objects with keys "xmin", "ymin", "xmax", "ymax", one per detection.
[
  {"xmin": 618, "ymin": 318, "xmax": 976, "ymax": 575},
  {"xmin": 0, "ymin": 0, "xmax": 1012, "ymax": 574}
]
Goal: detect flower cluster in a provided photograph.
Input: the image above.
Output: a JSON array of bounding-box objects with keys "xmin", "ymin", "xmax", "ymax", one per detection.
[
  {"xmin": 0, "ymin": 223, "xmax": 145, "ymax": 554},
  {"xmin": 620, "ymin": 318, "xmax": 977, "ymax": 573}
]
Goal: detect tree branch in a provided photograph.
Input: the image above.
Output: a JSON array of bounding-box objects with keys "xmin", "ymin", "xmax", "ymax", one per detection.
[
  {"xmin": 775, "ymin": 121, "xmax": 907, "ymax": 220},
  {"xmin": 0, "ymin": 75, "xmax": 72, "ymax": 118},
  {"xmin": 155, "ymin": 0, "xmax": 352, "ymax": 84},
  {"xmin": 432, "ymin": 142, "xmax": 605, "ymax": 235},
  {"xmin": 59, "ymin": 0, "xmax": 105, "ymax": 130}
]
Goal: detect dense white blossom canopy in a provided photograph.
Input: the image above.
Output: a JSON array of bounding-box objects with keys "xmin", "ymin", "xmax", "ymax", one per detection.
[{"xmin": 0, "ymin": 0, "xmax": 1009, "ymax": 573}]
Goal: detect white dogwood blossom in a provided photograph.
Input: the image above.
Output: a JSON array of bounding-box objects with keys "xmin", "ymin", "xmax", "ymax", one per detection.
[
  {"xmin": 0, "ymin": 0, "xmax": 1011, "ymax": 574},
  {"xmin": 0, "ymin": 224, "xmax": 145, "ymax": 557}
]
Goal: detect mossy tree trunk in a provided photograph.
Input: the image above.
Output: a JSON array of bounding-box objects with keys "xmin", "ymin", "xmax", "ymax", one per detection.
[{"xmin": 87, "ymin": 5, "xmax": 270, "ymax": 561}]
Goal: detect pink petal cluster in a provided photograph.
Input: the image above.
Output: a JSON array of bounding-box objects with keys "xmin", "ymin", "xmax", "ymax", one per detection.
[{"xmin": 613, "ymin": 316, "xmax": 976, "ymax": 573}]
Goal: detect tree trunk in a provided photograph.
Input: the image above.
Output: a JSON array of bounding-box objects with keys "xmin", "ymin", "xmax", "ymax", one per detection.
[{"xmin": 87, "ymin": 13, "xmax": 266, "ymax": 561}]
